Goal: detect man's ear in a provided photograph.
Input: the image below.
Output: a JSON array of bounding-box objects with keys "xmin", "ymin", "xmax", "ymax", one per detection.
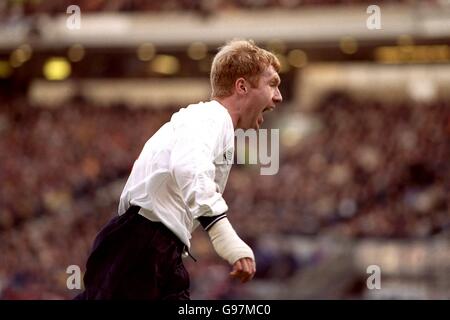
[{"xmin": 235, "ymin": 78, "xmax": 247, "ymax": 95}]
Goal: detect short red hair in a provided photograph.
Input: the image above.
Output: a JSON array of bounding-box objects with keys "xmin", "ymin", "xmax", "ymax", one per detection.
[{"xmin": 210, "ymin": 39, "xmax": 280, "ymax": 98}]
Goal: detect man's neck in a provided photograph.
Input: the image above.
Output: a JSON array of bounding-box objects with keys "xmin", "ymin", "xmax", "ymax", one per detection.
[{"xmin": 213, "ymin": 96, "xmax": 240, "ymax": 130}]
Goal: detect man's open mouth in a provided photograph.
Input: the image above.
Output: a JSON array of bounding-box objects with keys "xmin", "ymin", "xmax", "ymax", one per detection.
[{"xmin": 263, "ymin": 106, "xmax": 274, "ymax": 113}]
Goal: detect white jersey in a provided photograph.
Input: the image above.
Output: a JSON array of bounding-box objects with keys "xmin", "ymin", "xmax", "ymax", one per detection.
[{"xmin": 118, "ymin": 100, "xmax": 235, "ymax": 248}]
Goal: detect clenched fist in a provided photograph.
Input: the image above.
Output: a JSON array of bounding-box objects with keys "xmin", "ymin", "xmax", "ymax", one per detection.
[{"xmin": 230, "ymin": 257, "xmax": 256, "ymax": 283}]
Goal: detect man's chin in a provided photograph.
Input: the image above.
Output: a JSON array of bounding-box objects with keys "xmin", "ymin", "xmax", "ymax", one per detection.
[{"xmin": 241, "ymin": 122, "xmax": 259, "ymax": 130}]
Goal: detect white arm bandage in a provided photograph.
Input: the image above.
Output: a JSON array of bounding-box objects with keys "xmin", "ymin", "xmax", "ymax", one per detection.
[{"xmin": 207, "ymin": 217, "xmax": 255, "ymax": 265}]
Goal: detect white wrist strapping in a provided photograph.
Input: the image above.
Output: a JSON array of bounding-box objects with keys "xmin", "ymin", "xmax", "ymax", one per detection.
[{"xmin": 207, "ymin": 217, "xmax": 255, "ymax": 265}]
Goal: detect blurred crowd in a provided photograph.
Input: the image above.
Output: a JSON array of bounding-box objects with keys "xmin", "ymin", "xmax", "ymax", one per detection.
[
  {"xmin": 226, "ymin": 92, "xmax": 450, "ymax": 240},
  {"xmin": 0, "ymin": 99, "xmax": 172, "ymax": 231},
  {"xmin": 0, "ymin": 92, "xmax": 449, "ymax": 299},
  {"xmin": 0, "ymin": 98, "xmax": 175, "ymax": 299},
  {"xmin": 1, "ymin": 0, "xmax": 427, "ymax": 17}
]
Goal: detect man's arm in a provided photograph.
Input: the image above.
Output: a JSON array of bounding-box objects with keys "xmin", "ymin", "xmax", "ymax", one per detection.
[
  {"xmin": 199, "ymin": 215, "xmax": 256, "ymax": 283},
  {"xmin": 170, "ymin": 117, "xmax": 256, "ymax": 282},
  {"xmin": 169, "ymin": 120, "xmax": 229, "ymax": 219}
]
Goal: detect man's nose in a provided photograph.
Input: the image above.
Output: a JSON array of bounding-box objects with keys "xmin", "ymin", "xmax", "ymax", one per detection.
[{"xmin": 273, "ymin": 88, "xmax": 282, "ymax": 104}]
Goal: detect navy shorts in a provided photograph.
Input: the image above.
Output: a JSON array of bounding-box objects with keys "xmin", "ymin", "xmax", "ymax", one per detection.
[{"xmin": 74, "ymin": 206, "xmax": 190, "ymax": 300}]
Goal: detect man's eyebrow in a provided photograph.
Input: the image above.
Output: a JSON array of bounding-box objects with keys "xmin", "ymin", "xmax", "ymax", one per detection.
[{"xmin": 271, "ymin": 76, "xmax": 281, "ymax": 85}]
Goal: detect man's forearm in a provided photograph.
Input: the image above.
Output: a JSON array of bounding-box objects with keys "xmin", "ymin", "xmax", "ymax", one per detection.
[{"xmin": 207, "ymin": 217, "xmax": 255, "ymax": 265}]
